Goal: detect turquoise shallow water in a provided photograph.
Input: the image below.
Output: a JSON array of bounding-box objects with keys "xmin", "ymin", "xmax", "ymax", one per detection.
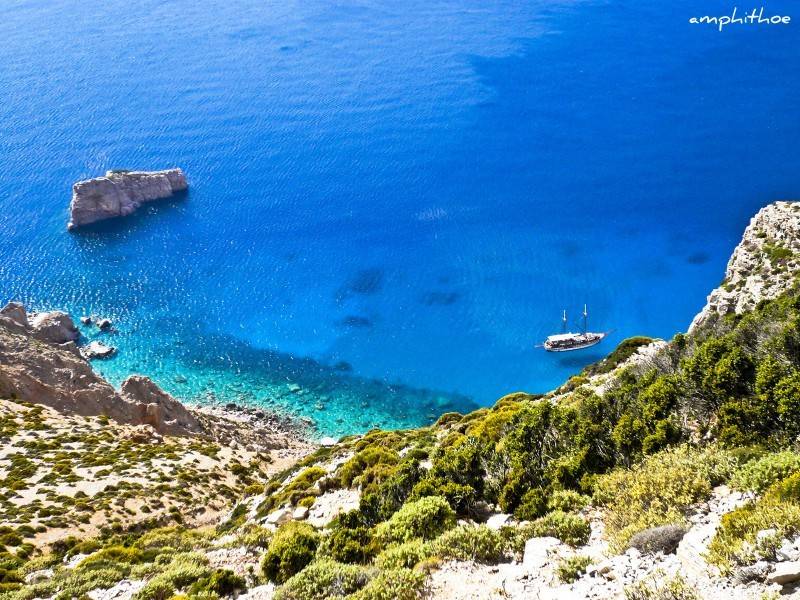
[{"xmin": 1, "ymin": 0, "xmax": 799, "ymax": 437}]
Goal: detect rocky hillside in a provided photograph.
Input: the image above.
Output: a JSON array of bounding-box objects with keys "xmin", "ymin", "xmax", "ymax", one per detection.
[{"xmin": 3, "ymin": 201, "xmax": 800, "ymax": 600}]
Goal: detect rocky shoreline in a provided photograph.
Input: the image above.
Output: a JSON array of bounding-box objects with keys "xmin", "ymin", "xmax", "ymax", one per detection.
[{"xmin": 0, "ymin": 301, "xmax": 315, "ymax": 456}]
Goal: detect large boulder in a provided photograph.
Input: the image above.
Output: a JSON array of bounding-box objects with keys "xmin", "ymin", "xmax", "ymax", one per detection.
[
  {"xmin": 0, "ymin": 302, "xmax": 29, "ymax": 327},
  {"xmin": 68, "ymin": 168, "xmax": 188, "ymax": 230},
  {"xmin": 29, "ymin": 311, "xmax": 79, "ymax": 344},
  {"xmin": 120, "ymin": 375, "xmax": 203, "ymax": 435}
]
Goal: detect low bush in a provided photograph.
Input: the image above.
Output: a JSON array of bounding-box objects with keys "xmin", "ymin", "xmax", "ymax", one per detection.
[
  {"xmin": 555, "ymin": 555, "xmax": 592, "ymax": 583},
  {"xmin": 187, "ymin": 568, "xmax": 246, "ymax": 597},
  {"xmin": 350, "ymin": 567, "xmax": 426, "ymax": 600},
  {"xmin": 375, "ymin": 540, "xmax": 433, "ymax": 570},
  {"xmin": 627, "ymin": 524, "xmax": 687, "ymax": 555},
  {"xmin": 429, "ymin": 525, "xmax": 505, "ymax": 563},
  {"xmin": 261, "ymin": 522, "xmax": 320, "ymax": 584},
  {"xmin": 730, "ymin": 451, "xmax": 800, "ymax": 493},
  {"xmin": 513, "ymin": 488, "xmax": 548, "ymax": 521},
  {"xmin": 273, "ymin": 559, "xmax": 370, "ymax": 600},
  {"xmin": 338, "ymin": 448, "xmax": 400, "ymax": 488},
  {"xmin": 374, "ymin": 496, "xmax": 455, "ymax": 545},
  {"xmin": 133, "ymin": 552, "xmax": 212, "ymax": 600},
  {"xmin": 623, "ymin": 572, "xmax": 700, "ymax": 600},
  {"xmin": 707, "ymin": 498, "xmax": 800, "ymax": 571},
  {"xmin": 317, "ymin": 524, "xmax": 376, "ymax": 565},
  {"xmin": 547, "ymin": 490, "xmax": 591, "ymax": 513},
  {"xmin": 595, "ymin": 446, "xmax": 735, "ymax": 551},
  {"xmin": 504, "ymin": 511, "xmax": 591, "ymax": 552}
]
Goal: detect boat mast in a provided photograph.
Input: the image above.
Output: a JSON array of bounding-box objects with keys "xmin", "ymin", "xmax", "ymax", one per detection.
[
  {"xmin": 562, "ymin": 309, "xmax": 567, "ymax": 333},
  {"xmin": 583, "ymin": 304, "xmax": 588, "ymax": 334}
]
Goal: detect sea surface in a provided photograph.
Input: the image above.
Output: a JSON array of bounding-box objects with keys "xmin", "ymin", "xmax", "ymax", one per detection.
[{"xmin": 1, "ymin": 0, "xmax": 799, "ymax": 437}]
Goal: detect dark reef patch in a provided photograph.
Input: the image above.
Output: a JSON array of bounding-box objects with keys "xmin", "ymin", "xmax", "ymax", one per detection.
[
  {"xmin": 686, "ymin": 251, "xmax": 710, "ymax": 265},
  {"xmin": 421, "ymin": 291, "xmax": 461, "ymax": 306},
  {"xmin": 338, "ymin": 315, "xmax": 373, "ymax": 328},
  {"xmin": 337, "ymin": 268, "xmax": 384, "ymax": 301}
]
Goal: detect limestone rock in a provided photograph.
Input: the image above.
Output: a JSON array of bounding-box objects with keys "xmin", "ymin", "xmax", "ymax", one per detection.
[
  {"xmin": 29, "ymin": 311, "xmax": 79, "ymax": 344},
  {"xmin": 523, "ymin": 537, "xmax": 561, "ymax": 570},
  {"xmin": 485, "ymin": 513, "xmax": 513, "ymax": 531},
  {"xmin": 293, "ymin": 506, "xmax": 309, "ymax": 520},
  {"xmin": 0, "ymin": 304, "xmax": 204, "ymax": 437},
  {"xmin": 734, "ymin": 561, "xmax": 770, "ymax": 584},
  {"xmin": 265, "ymin": 508, "xmax": 292, "ymax": 526},
  {"xmin": 1, "ymin": 302, "xmax": 29, "ymax": 327},
  {"xmin": 120, "ymin": 375, "xmax": 203, "ymax": 435},
  {"xmin": 81, "ymin": 340, "xmax": 116, "ymax": 359},
  {"xmin": 68, "ymin": 168, "xmax": 187, "ymax": 230},
  {"xmin": 691, "ymin": 201, "xmax": 800, "ymax": 332},
  {"xmin": 767, "ymin": 561, "xmax": 800, "ymax": 585}
]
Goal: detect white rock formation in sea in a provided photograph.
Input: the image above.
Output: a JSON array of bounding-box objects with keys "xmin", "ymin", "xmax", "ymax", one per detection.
[
  {"xmin": 81, "ymin": 340, "xmax": 116, "ymax": 359},
  {"xmin": 67, "ymin": 168, "xmax": 188, "ymax": 230}
]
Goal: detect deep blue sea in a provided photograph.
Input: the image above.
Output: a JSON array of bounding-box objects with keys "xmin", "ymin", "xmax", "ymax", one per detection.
[{"xmin": 1, "ymin": 0, "xmax": 799, "ymax": 437}]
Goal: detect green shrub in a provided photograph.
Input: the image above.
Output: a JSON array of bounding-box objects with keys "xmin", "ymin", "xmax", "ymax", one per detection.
[
  {"xmin": 187, "ymin": 568, "xmax": 246, "ymax": 597},
  {"xmin": 273, "ymin": 560, "xmax": 370, "ymax": 600},
  {"xmin": 555, "ymin": 555, "xmax": 592, "ymax": 583},
  {"xmin": 235, "ymin": 524, "xmax": 272, "ymax": 549},
  {"xmin": 408, "ymin": 478, "xmax": 476, "ymax": 515},
  {"xmin": 595, "ymin": 446, "xmax": 735, "ymax": 551},
  {"xmin": 134, "ymin": 553, "xmax": 212, "ymax": 600},
  {"xmin": 350, "ymin": 568, "xmax": 426, "ymax": 600},
  {"xmin": 765, "ymin": 471, "xmax": 800, "ymax": 503},
  {"xmin": 707, "ymin": 499, "xmax": 800, "ymax": 570},
  {"xmin": 339, "ymin": 448, "xmax": 400, "ymax": 488},
  {"xmin": 374, "ymin": 496, "xmax": 455, "ymax": 545},
  {"xmin": 375, "ymin": 540, "xmax": 433, "ymax": 570},
  {"xmin": 317, "ymin": 524, "xmax": 376, "ymax": 564},
  {"xmin": 623, "ymin": 573, "xmax": 700, "ymax": 600},
  {"xmin": 547, "ymin": 490, "xmax": 590, "ymax": 513},
  {"xmin": 513, "ymin": 487, "xmax": 548, "ymax": 521},
  {"xmin": 731, "ymin": 450, "xmax": 800, "ymax": 492},
  {"xmin": 504, "ymin": 511, "xmax": 591, "ymax": 551},
  {"xmin": 429, "ymin": 525, "xmax": 505, "ymax": 563},
  {"xmin": 261, "ymin": 522, "xmax": 320, "ymax": 584}
]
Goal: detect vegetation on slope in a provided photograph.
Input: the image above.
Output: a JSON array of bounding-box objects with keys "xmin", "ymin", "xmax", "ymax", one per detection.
[{"xmin": 4, "ymin": 279, "xmax": 800, "ymax": 598}]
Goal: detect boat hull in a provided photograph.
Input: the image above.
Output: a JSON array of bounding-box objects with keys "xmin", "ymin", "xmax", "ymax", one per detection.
[{"xmin": 543, "ymin": 332, "xmax": 606, "ymax": 352}]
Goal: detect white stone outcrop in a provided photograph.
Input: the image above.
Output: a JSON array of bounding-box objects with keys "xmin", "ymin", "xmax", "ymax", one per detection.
[
  {"xmin": 690, "ymin": 201, "xmax": 800, "ymax": 332},
  {"xmin": 68, "ymin": 168, "xmax": 187, "ymax": 230}
]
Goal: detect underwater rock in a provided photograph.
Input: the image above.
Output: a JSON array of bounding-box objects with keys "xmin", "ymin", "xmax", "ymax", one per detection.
[{"xmin": 68, "ymin": 168, "xmax": 188, "ymax": 230}]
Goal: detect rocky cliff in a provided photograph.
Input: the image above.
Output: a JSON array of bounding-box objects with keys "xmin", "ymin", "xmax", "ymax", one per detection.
[
  {"xmin": 67, "ymin": 168, "xmax": 188, "ymax": 230},
  {"xmin": 690, "ymin": 201, "xmax": 800, "ymax": 332},
  {"xmin": 0, "ymin": 302, "xmax": 201, "ymax": 436}
]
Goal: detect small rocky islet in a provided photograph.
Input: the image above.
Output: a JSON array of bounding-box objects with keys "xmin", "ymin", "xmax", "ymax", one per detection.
[
  {"xmin": 2, "ymin": 202, "xmax": 800, "ymax": 599},
  {"xmin": 67, "ymin": 168, "xmax": 187, "ymax": 230}
]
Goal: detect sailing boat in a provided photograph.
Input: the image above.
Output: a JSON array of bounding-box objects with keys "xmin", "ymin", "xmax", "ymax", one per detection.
[{"xmin": 542, "ymin": 305, "xmax": 608, "ymax": 352}]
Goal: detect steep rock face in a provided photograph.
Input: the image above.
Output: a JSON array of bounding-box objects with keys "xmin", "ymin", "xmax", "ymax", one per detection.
[
  {"xmin": 120, "ymin": 375, "xmax": 203, "ymax": 435},
  {"xmin": 0, "ymin": 303, "xmax": 203, "ymax": 436},
  {"xmin": 28, "ymin": 310, "xmax": 79, "ymax": 344},
  {"xmin": 690, "ymin": 201, "xmax": 800, "ymax": 332},
  {"xmin": 67, "ymin": 168, "xmax": 188, "ymax": 230}
]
